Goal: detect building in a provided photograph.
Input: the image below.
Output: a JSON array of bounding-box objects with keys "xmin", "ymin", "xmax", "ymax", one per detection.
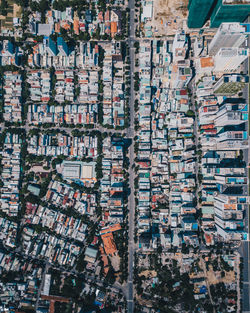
[
  {"xmin": 213, "ymin": 74, "xmax": 249, "ymax": 95},
  {"xmin": 216, "ymin": 129, "xmax": 248, "ymax": 150},
  {"xmin": 214, "ymin": 102, "xmax": 248, "ymax": 126},
  {"xmin": 46, "ymin": 37, "xmax": 58, "ymax": 56},
  {"xmin": 27, "ymin": 184, "xmax": 40, "ymax": 196},
  {"xmin": 141, "ymin": 0, "xmax": 153, "ymax": 23},
  {"xmin": 214, "ymin": 47, "xmax": 248, "ymax": 72},
  {"xmin": 188, "ymin": 0, "xmax": 250, "ymax": 28},
  {"xmin": 187, "ymin": 0, "xmax": 216, "ymax": 28},
  {"xmin": 57, "ymin": 37, "xmax": 69, "ymax": 56},
  {"xmin": 61, "ymin": 161, "xmax": 96, "ymax": 185},
  {"xmin": 37, "ymin": 24, "xmax": 53, "ymax": 36},
  {"xmin": 172, "ymin": 31, "xmax": 187, "ymax": 62},
  {"xmin": 214, "ymin": 194, "xmax": 247, "ymax": 241},
  {"xmin": 209, "ymin": 23, "xmax": 250, "ymax": 55},
  {"xmin": 0, "ymin": 40, "xmax": 22, "ymax": 66},
  {"xmin": 84, "ymin": 246, "xmax": 98, "ymax": 263},
  {"xmin": 210, "ymin": 0, "xmax": 250, "ymax": 28},
  {"xmin": 100, "ymin": 224, "xmax": 121, "ymax": 256},
  {"xmin": 42, "ymin": 274, "xmax": 51, "ymax": 296},
  {"xmin": 171, "ymin": 60, "xmax": 192, "ymax": 89},
  {"xmin": 196, "ymin": 57, "xmax": 214, "ymax": 77}
]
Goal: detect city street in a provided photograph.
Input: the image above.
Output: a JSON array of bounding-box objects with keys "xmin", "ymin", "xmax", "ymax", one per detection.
[{"xmin": 126, "ymin": 0, "xmax": 136, "ymax": 311}]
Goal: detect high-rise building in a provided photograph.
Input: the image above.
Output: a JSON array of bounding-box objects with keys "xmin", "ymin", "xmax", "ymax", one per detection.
[
  {"xmin": 57, "ymin": 37, "xmax": 69, "ymax": 56},
  {"xmin": 188, "ymin": 0, "xmax": 250, "ymax": 28},
  {"xmin": 46, "ymin": 37, "xmax": 58, "ymax": 56},
  {"xmin": 213, "ymin": 74, "xmax": 249, "ymax": 95},
  {"xmin": 214, "ymin": 47, "xmax": 249, "ymax": 72},
  {"xmin": 187, "ymin": 0, "xmax": 216, "ymax": 28},
  {"xmin": 214, "ymin": 194, "xmax": 247, "ymax": 241},
  {"xmin": 5, "ymin": 41, "xmax": 14, "ymax": 55},
  {"xmin": 209, "ymin": 23, "xmax": 250, "ymax": 55},
  {"xmin": 214, "ymin": 102, "xmax": 248, "ymax": 126},
  {"xmin": 216, "ymin": 129, "xmax": 248, "ymax": 150},
  {"xmin": 210, "ymin": 0, "xmax": 250, "ymax": 28}
]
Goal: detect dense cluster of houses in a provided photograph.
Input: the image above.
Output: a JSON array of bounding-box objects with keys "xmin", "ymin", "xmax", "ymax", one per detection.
[
  {"xmin": 0, "ymin": 133, "xmax": 22, "ymax": 217},
  {"xmin": 100, "ymin": 137, "xmax": 125, "ymax": 224},
  {"xmin": 22, "ymin": 227, "xmax": 81, "ymax": 266},
  {"xmin": 27, "ymin": 133, "xmax": 98, "ymax": 158},
  {"xmin": 0, "ymin": 218, "xmax": 17, "ymax": 248},
  {"xmin": 55, "ymin": 70, "xmax": 74, "ymax": 103},
  {"xmin": 28, "ymin": 6, "xmax": 123, "ymax": 38},
  {"xmin": 2, "ymin": 35, "xmax": 127, "ymax": 128},
  {"xmin": 28, "ymin": 39, "xmax": 99, "ymax": 69},
  {"xmin": 0, "ymin": 253, "xmax": 43, "ymax": 310},
  {"xmin": 102, "ymin": 42, "xmax": 125, "ymax": 127},
  {"xmin": 28, "ymin": 103, "xmax": 98, "ymax": 125},
  {"xmin": 3, "ymin": 72, "xmax": 22, "ymax": 123},
  {"xmin": 45, "ymin": 180, "xmax": 97, "ymax": 215},
  {"xmin": 0, "ymin": 40, "xmax": 23, "ymax": 66},
  {"xmin": 135, "ymin": 24, "xmax": 249, "ymax": 252},
  {"xmin": 27, "ymin": 70, "xmax": 51, "ymax": 103},
  {"xmin": 198, "ymin": 84, "xmax": 248, "ymax": 242},
  {"xmin": 24, "ymin": 204, "xmax": 88, "ymax": 242},
  {"xmin": 77, "ymin": 69, "xmax": 99, "ymax": 105}
]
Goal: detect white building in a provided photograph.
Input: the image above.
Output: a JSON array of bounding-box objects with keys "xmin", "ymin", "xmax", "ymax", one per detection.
[
  {"xmin": 214, "ymin": 47, "xmax": 248, "ymax": 72},
  {"xmin": 172, "ymin": 31, "xmax": 187, "ymax": 62},
  {"xmin": 209, "ymin": 22, "xmax": 250, "ymax": 56},
  {"xmin": 214, "ymin": 102, "xmax": 248, "ymax": 126},
  {"xmin": 214, "ymin": 194, "xmax": 247, "ymax": 241}
]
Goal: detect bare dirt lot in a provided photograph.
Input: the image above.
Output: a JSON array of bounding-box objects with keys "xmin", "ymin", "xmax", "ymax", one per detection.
[
  {"xmin": 206, "ymin": 265, "xmax": 235, "ymax": 285},
  {"xmin": 138, "ymin": 270, "xmax": 157, "ymax": 278},
  {"xmin": 0, "ymin": 0, "xmax": 21, "ymax": 29},
  {"xmin": 146, "ymin": 0, "xmax": 189, "ymax": 36}
]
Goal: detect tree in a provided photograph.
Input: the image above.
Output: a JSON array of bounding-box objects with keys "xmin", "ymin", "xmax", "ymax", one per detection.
[
  {"xmin": 186, "ymin": 109, "xmax": 195, "ymax": 117},
  {"xmin": 0, "ymin": 0, "xmax": 8, "ymax": 16},
  {"xmin": 78, "ymin": 31, "xmax": 90, "ymax": 41}
]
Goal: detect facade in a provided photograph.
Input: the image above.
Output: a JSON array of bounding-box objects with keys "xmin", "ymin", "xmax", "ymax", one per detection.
[
  {"xmin": 213, "ymin": 74, "xmax": 249, "ymax": 95},
  {"xmin": 57, "ymin": 37, "xmax": 69, "ymax": 56},
  {"xmin": 214, "ymin": 102, "xmax": 248, "ymax": 126},
  {"xmin": 210, "ymin": 0, "xmax": 250, "ymax": 28},
  {"xmin": 188, "ymin": 0, "xmax": 250, "ymax": 29},
  {"xmin": 214, "ymin": 194, "xmax": 247, "ymax": 240},
  {"xmin": 214, "ymin": 47, "xmax": 248, "ymax": 72},
  {"xmin": 209, "ymin": 23, "xmax": 250, "ymax": 55},
  {"xmin": 172, "ymin": 31, "xmax": 187, "ymax": 62},
  {"xmin": 187, "ymin": 0, "xmax": 216, "ymax": 28},
  {"xmin": 46, "ymin": 37, "xmax": 58, "ymax": 56}
]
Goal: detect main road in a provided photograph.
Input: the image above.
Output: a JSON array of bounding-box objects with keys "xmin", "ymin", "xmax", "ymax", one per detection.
[
  {"xmin": 126, "ymin": 0, "xmax": 136, "ymax": 311},
  {"xmin": 240, "ymin": 41, "xmax": 250, "ymax": 313}
]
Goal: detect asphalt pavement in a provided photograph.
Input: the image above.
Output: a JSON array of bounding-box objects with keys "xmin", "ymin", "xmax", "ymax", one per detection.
[
  {"xmin": 126, "ymin": 0, "xmax": 136, "ymax": 311},
  {"xmin": 241, "ymin": 52, "xmax": 250, "ymax": 313}
]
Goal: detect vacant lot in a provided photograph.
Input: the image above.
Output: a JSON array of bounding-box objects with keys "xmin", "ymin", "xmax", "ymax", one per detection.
[
  {"xmin": 147, "ymin": 0, "xmax": 189, "ymax": 36},
  {"xmin": 0, "ymin": 0, "xmax": 21, "ymax": 29}
]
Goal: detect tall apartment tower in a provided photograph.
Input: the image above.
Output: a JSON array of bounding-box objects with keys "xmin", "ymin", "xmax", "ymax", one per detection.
[
  {"xmin": 57, "ymin": 37, "xmax": 69, "ymax": 56},
  {"xmin": 213, "ymin": 74, "xmax": 249, "ymax": 96},
  {"xmin": 46, "ymin": 37, "xmax": 58, "ymax": 56},
  {"xmin": 214, "ymin": 194, "xmax": 247, "ymax": 241},
  {"xmin": 187, "ymin": 0, "xmax": 216, "ymax": 28},
  {"xmin": 210, "ymin": 0, "xmax": 250, "ymax": 28},
  {"xmin": 214, "ymin": 102, "xmax": 248, "ymax": 126},
  {"xmin": 209, "ymin": 23, "xmax": 250, "ymax": 55},
  {"xmin": 214, "ymin": 47, "xmax": 248, "ymax": 72}
]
